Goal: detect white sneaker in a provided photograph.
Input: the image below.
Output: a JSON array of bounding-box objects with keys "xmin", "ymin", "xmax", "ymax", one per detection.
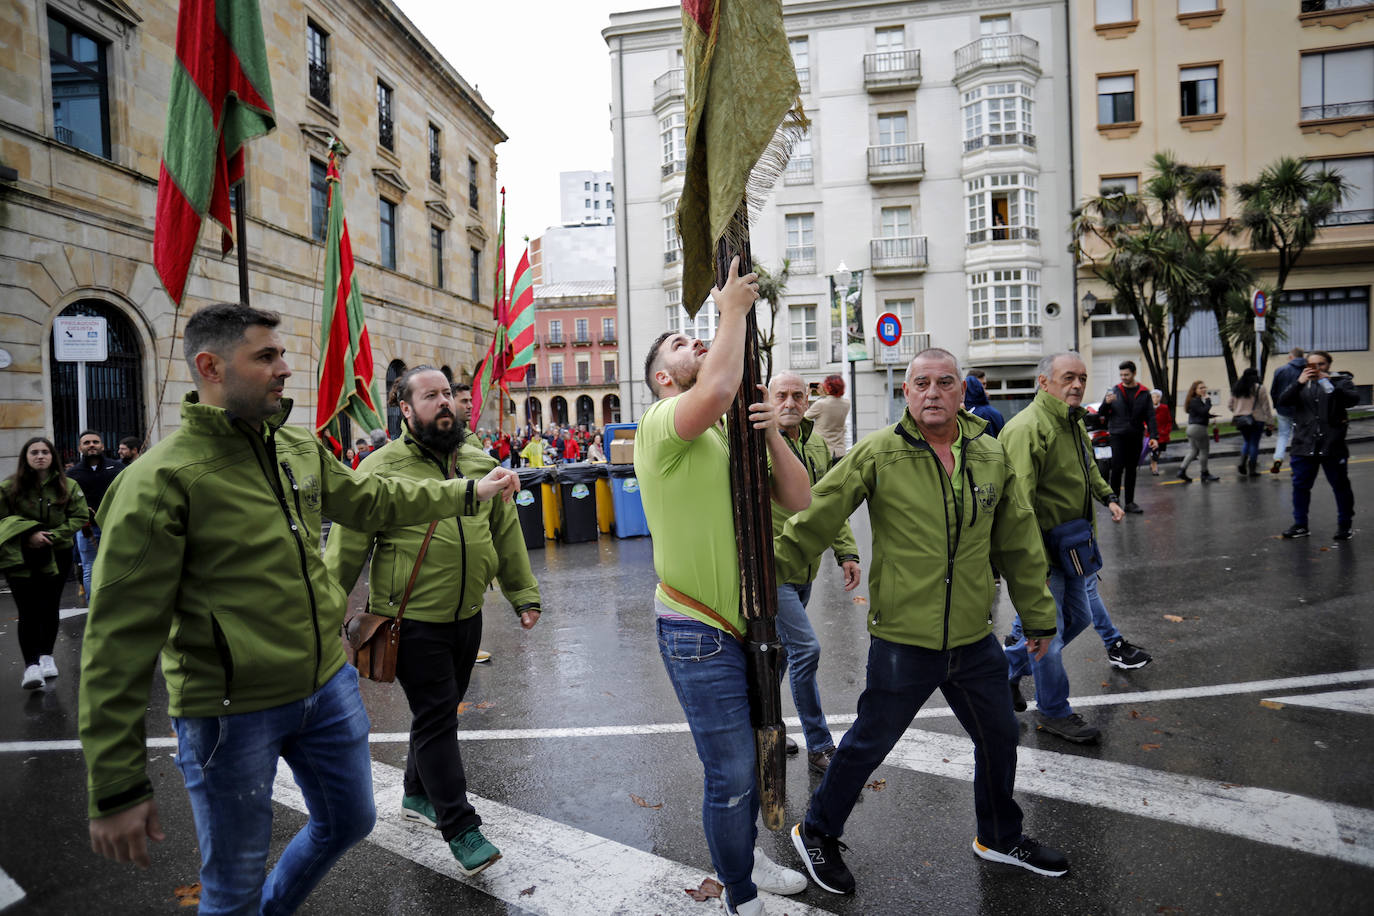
[
  {"xmin": 728, "ymin": 897, "xmax": 764, "ymax": 916},
  {"xmin": 21, "ymin": 665, "xmax": 43, "ymax": 689},
  {"xmin": 38, "ymin": 655, "xmax": 58, "ymax": 679},
  {"xmin": 750, "ymin": 846, "xmax": 807, "ymax": 895}
]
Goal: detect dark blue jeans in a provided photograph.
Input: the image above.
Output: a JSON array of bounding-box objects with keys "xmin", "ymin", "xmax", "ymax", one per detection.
[
  {"xmin": 172, "ymin": 664, "xmax": 375, "ymax": 916},
  {"xmin": 1239, "ymin": 424, "xmax": 1264, "ymax": 462},
  {"xmin": 1291, "ymin": 454, "xmax": 1354, "ymax": 528},
  {"xmin": 806, "ymin": 633, "xmax": 1023, "ymax": 849},
  {"xmin": 774, "ymin": 582, "xmax": 834, "ymax": 753}
]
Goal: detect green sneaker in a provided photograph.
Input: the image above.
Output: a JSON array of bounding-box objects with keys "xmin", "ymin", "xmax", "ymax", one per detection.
[
  {"xmin": 449, "ymin": 826, "xmax": 501, "ymax": 876},
  {"xmin": 400, "ymin": 794, "xmax": 437, "ymax": 828}
]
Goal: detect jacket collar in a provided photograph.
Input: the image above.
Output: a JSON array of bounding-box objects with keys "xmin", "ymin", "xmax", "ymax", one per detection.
[
  {"xmin": 782, "ymin": 416, "xmax": 815, "ymax": 449},
  {"xmin": 896, "ymin": 406, "xmax": 986, "ymax": 444},
  {"xmin": 179, "ymin": 391, "xmax": 293, "ymax": 436},
  {"xmin": 1032, "ymin": 388, "xmax": 1087, "ymax": 423}
]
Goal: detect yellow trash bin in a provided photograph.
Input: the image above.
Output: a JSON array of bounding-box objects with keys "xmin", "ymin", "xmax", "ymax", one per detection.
[
  {"xmin": 595, "ymin": 473, "xmax": 614, "ymax": 535},
  {"xmin": 541, "ymin": 480, "xmax": 560, "ymax": 541}
]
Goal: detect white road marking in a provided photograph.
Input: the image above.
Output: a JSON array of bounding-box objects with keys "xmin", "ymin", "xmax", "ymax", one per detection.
[
  {"xmin": 0, "ymin": 866, "xmax": 25, "ymax": 911},
  {"xmin": 59, "ymin": 607, "xmax": 88, "ymax": 620},
  {"xmin": 1264, "ymin": 687, "xmax": 1374, "ymax": 717},
  {"xmin": 4, "ymin": 668, "xmax": 1372, "ymax": 754},
  {"xmin": 271, "ymin": 760, "xmax": 837, "ymax": 916},
  {"xmin": 875, "ymin": 728, "xmax": 1374, "ymax": 869}
]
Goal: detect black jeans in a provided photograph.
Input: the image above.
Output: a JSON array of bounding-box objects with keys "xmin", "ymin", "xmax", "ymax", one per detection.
[
  {"xmin": 5, "ymin": 549, "xmax": 73, "ymax": 665},
  {"xmin": 396, "ymin": 613, "xmax": 484, "ymax": 841},
  {"xmin": 805, "ymin": 633, "xmax": 1023, "ymax": 849},
  {"xmin": 1108, "ymin": 432, "xmax": 1144, "ymax": 503}
]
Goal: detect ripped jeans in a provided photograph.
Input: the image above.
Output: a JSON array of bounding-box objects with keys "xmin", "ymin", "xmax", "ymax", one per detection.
[{"xmin": 657, "ymin": 612, "xmax": 759, "ymax": 911}]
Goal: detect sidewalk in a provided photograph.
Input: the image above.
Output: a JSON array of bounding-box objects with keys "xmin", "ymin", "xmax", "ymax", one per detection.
[{"xmin": 1154, "ymin": 414, "xmax": 1373, "ymax": 466}]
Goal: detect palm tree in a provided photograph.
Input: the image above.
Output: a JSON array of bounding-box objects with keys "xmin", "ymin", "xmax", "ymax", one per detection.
[{"xmin": 753, "ymin": 259, "xmax": 790, "ymax": 382}]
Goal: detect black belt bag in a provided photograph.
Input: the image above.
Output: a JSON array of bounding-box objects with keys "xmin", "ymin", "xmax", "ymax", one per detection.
[{"xmin": 1044, "ymin": 518, "xmax": 1102, "ymax": 578}]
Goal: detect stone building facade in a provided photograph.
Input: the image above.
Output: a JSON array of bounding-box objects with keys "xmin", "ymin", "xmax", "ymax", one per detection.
[{"xmin": 0, "ymin": 0, "xmax": 506, "ymax": 465}]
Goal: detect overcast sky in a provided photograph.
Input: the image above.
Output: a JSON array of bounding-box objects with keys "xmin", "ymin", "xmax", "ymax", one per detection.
[{"xmin": 395, "ymin": 0, "xmax": 667, "ymax": 258}]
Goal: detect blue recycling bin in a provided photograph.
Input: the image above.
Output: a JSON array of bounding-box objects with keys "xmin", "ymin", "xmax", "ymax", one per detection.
[{"xmin": 608, "ymin": 463, "xmax": 649, "ymax": 538}]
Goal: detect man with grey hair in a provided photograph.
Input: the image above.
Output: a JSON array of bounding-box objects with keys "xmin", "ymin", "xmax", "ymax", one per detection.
[{"xmin": 779, "ymin": 347, "xmax": 1068, "ymax": 893}]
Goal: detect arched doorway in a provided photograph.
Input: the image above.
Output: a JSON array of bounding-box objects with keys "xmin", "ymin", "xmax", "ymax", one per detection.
[
  {"xmin": 526, "ymin": 396, "xmax": 542, "ymax": 430},
  {"xmin": 550, "ymin": 396, "xmax": 568, "ymax": 427},
  {"xmin": 385, "ymin": 359, "xmax": 406, "ymax": 439},
  {"xmin": 575, "ymin": 395, "xmax": 594, "ymax": 428},
  {"xmin": 602, "ymin": 394, "xmax": 621, "ymax": 426},
  {"xmin": 49, "ymin": 300, "xmax": 144, "ymax": 466},
  {"xmin": 440, "ymin": 365, "xmax": 453, "ymax": 384}
]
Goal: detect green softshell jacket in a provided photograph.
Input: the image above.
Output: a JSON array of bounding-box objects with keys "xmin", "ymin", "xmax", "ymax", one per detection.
[
  {"xmin": 772, "ymin": 418, "xmax": 859, "ymax": 586},
  {"xmin": 0, "ymin": 473, "xmax": 88, "ymax": 576},
  {"xmin": 998, "ymin": 390, "xmax": 1116, "ymax": 536},
  {"xmin": 324, "ymin": 432, "xmax": 541, "ymax": 621},
  {"xmin": 774, "ymin": 409, "xmax": 1057, "ymax": 649},
  {"xmin": 80, "ymin": 395, "xmax": 487, "ymax": 819}
]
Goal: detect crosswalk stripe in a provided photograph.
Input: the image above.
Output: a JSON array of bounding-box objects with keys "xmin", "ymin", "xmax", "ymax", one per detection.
[
  {"xmin": 1263, "ymin": 687, "xmax": 1374, "ymax": 716},
  {"xmin": 0, "ymin": 866, "xmax": 25, "ymax": 911},
  {"xmin": 271, "ymin": 760, "xmax": 838, "ymax": 915},
  {"xmin": 874, "ymin": 728, "xmax": 1374, "ymax": 869}
]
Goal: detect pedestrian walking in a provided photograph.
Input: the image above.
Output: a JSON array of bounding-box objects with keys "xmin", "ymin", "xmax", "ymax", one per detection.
[
  {"xmin": 636, "ymin": 257, "xmax": 813, "ymax": 916},
  {"xmin": 325, "ymin": 367, "xmax": 541, "ymax": 877},
  {"xmin": 778, "ymin": 348, "xmax": 1069, "ymax": 895},
  {"xmin": 586, "ymin": 433, "xmax": 607, "ymax": 463},
  {"xmin": 79, "ymin": 303, "xmax": 519, "ymax": 911},
  {"xmin": 1269, "ymin": 348, "xmax": 1306, "ymax": 474},
  {"xmin": 1177, "ymin": 380, "xmax": 1220, "ymax": 483},
  {"xmin": 1097, "ymin": 360, "xmax": 1158, "ymax": 514},
  {"xmin": 1279, "ymin": 350, "xmax": 1358, "ymax": 540},
  {"xmin": 65, "ymin": 430, "xmax": 124, "ymax": 605},
  {"xmin": 1228, "ymin": 368, "xmax": 1274, "ymax": 478},
  {"xmin": 2, "ymin": 437, "xmax": 88, "ymax": 689},
  {"xmin": 1148, "ymin": 390, "xmax": 1172, "ymax": 476},
  {"xmin": 804, "ymin": 374, "xmax": 850, "ymax": 460}
]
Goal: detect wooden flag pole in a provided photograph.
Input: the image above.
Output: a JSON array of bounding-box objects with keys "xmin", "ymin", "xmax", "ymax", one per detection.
[{"xmin": 714, "ymin": 205, "xmax": 786, "ymax": 832}]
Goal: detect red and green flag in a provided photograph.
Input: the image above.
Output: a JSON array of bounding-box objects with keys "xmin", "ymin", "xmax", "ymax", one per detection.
[
  {"xmin": 154, "ymin": 0, "xmax": 276, "ymax": 305},
  {"xmin": 677, "ymin": 0, "xmax": 806, "ymax": 315},
  {"xmin": 472, "ymin": 191, "xmax": 511, "ymax": 426},
  {"xmin": 502, "ymin": 247, "xmax": 536, "ymax": 383},
  {"xmin": 315, "ymin": 140, "xmax": 386, "ymax": 445}
]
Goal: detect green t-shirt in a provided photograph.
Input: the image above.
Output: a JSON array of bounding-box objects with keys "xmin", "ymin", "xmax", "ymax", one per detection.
[{"xmin": 634, "ymin": 396, "xmax": 741, "ymax": 633}]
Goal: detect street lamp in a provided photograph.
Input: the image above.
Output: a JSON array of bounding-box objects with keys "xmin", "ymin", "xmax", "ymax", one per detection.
[
  {"xmin": 833, "ymin": 260, "xmax": 859, "ymax": 445},
  {"xmin": 1080, "ymin": 290, "xmax": 1097, "ymax": 324}
]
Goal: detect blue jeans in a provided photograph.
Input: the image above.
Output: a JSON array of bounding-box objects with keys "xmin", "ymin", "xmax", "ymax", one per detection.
[
  {"xmin": 76, "ymin": 523, "xmax": 100, "ymax": 604},
  {"xmin": 1239, "ymin": 424, "xmax": 1263, "ymax": 462},
  {"xmin": 806, "ymin": 633, "xmax": 1023, "ymax": 848},
  {"xmin": 774, "ymin": 582, "xmax": 834, "ymax": 754},
  {"xmin": 1290, "ymin": 454, "xmax": 1355, "ymax": 528},
  {"xmin": 172, "ymin": 665, "xmax": 375, "ymax": 916},
  {"xmin": 1005, "ymin": 568, "xmax": 1092, "ymax": 718},
  {"xmin": 1087, "ymin": 573, "xmax": 1122, "ymax": 648},
  {"xmin": 1273, "ymin": 414, "xmax": 1295, "ymax": 464},
  {"xmin": 656, "ymin": 614, "xmax": 758, "ymax": 911}
]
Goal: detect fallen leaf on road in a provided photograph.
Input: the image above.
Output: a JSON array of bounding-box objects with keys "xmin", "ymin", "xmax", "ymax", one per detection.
[
  {"xmin": 456, "ymin": 701, "xmax": 494, "ymax": 714},
  {"xmin": 1141, "ymin": 743, "xmax": 1162, "ymax": 751},
  {"xmin": 942, "ymin": 758, "xmax": 950, "ymax": 763},
  {"xmin": 1163, "ymin": 614, "xmax": 1185, "ymax": 623},
  {"xmin": 865, "ymin": 778, "xmax": 887, "ymax": 791},
  {"xmin": 1142, "ymin": 798, "xmax": 1149, "ymax": 806},
  {"xmin": 173, "ymin": 883, "xmax": 201, "ymax": 907},
  {"xmin": 852, "ymin": 596, "xmax": 868, "ymax": 605},
  {"xmin": 519, "ymin": 886, "xmax": 536, "ymax": 897},
  {"xmin": 630, "ymin": 793, "xmax": 663, "ymax": 809},
  {"xmin": 684, "ymin": 878, "xmax": 723, "ymax": 901},
  {"xmin": 1129, "ymin": 710, "xmax": 1159, "ymax": 722},
  {"xmin": 1259, "ymin": 700, "xmax": 1285, "ymax": 710}
]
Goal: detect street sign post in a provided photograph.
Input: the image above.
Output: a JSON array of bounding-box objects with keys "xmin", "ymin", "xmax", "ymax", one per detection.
[
  {"xmin": 876, "ymin": 313, "xmax": 902, "ymax": 422},
  {"xmin": 53, "ymin": 316, "xmax": 108, "ymax": 435}
]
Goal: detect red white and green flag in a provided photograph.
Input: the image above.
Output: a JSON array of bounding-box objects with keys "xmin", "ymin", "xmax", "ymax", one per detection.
[
  {"xmin": 472, "ymin": 191, "xmax": 510, "ymax": 426},
  {"xmin": 315, "ymin": 140, "xmax": 386, "ymax": 445},
  {"xmin": 502, "ymin": 247, "xmax": 536, "ymax": 383},
  {"xmin": 154, "ymin": 0, "xmax": 276, "ymax": 305}
]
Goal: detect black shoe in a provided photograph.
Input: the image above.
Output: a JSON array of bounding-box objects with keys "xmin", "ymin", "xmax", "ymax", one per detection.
[
  {"xmin": 808, "ymin": 748, "xmax": 834, "ymax": 775},
  {"xmin": 792, "ymin": 822, "xmax": 855, "ymax": 894},
  {"xmin": 1107, "ymin": 638, "xmax": 1152, "ymax": 670},
  {"xmin": 1282, "ymin": 524, "xmax": 1310, "ymax": 539},
  {"xmin": 1124, "ymin": 502, "xmax": 1143, "ymax": 514},
  {"xmin": 1201, "ymin": 474, "xmax": 1220, "ymax": 482},
  {"xmin": 785, "ymin": 735, "xmax": 799, "ymax": 756},
  {"xmin": 1270, "ymin": 460, "xmax": 1283, "ymax": 474},
  {"xmin": 1248, "ymin": 459, "xmax": 1259, "ymax": 476},
  {"xmin": 1238, "ymin": 462, "xmax": 1249, "ymax": 477},
  {"xmin": 1334, "ymin": 527, "xmax": 1353, "ymax": 541},
  {"xmin": 973, "ymin": 835, "xmax": 1069, "ymax": 878},
  {"xmin": 1034, "ymin": 711, "xmax": 1101, "ymax": 744},
  {"xmin": 1010, "ymin": 677, "xmax": 1027, "ymax": 712},
  {"xmin": 1175, "ymin": 472, "xmax": 1192, "ymax": 483}
]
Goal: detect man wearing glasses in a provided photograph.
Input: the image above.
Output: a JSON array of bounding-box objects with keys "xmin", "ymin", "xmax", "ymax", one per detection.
[{"xmin": 777, "ymin": 348, "xmax": 1069, "ymax": 894}]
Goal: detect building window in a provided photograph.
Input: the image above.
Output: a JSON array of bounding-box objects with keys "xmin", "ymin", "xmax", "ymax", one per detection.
[
  {"xmin": 1313, "ymin": 156, "xmax": 1374, "ymax": 225},
  {"xmin": 379, "ymin": 198, "xmax": 397, "ymax": 269},
  {"xmin": 584, "ymin": 180, "xmax": 591, "ymax": 190},
  {"xmin": 1195, "ymin": 168, "xmax": 1223, "ymax": 220},
  {"xmin": 47, "ymin": 12, "xmax": 110, "ymax": 159},
  {"xmin": 790, "ymin": 305, "xmax": 818, "ymax": 357},
  {"xmin": 594, "ymin": 200, "xmax": 601, "ymax": 210},
  {"xmin": 962, "ymin": 82, "xmax": 1035, "ymax": 151},
  {"xmin": 886, "ymin": 298, "xmax": 916, "ymax": 334},
  {"xmin": 1279, "ymin": 286, "xmax": 1370, "ymax": 352},
  {"xmin": 548, "ymin": 319, "xmax": 563, "ymax": 344},
  {"xmin": 666, "ymin": 288, "xmax": 682, "ymax": 334},
  {"xmin": 692, "ymin": 301, "xmax": 719, "ymax": 341},
  {"xmin": 785, "ymin": 213, "xmax": 816, "ymax": 273},
  {"xmin": 470, "ymin": 247, "xmax": 481, "ymax": 301},
  {"xmin": 576, "ymin": 359, "xmax": 591, "ymax": 384},
  {"xmin": 663, "ymin": 200, "xmax": 681, "ymax": 264},
  {"xmin": 877, "ymin": 112, "xmax": 908, "ymax": 148},
  {"xmin": 875, "ymin": 25, "xmax": 904, "ymax": 51},
  {"xmin": 966, "ymin": 173, "xmax": 1038, "ymax": 243},
  {"xmin": 1095, "ymin": 0, "xmax": 1134, "ymax": 24},
  {"xmin": 603, "ymin": 358, "xmax": 616, "ymax": 383},
  {"xmin": 1097, "ymin": 74, "xmax": 1137, "ymax": 125},
  {"xmin": 880, "ymin": 206, "xmax": 912, "ymax": 238},
  {"xmin": 969, "ymin": 269, "xmax": 1041, "ymax": 341},
  {"xmin": 786, "ymin": 127, "xmax": 814, "ymax": 184},
  {"xmin": 307, "ymin": 20, "xmax": 330, "ymax": 107},
  {"xmin": 1180, "ymin": 64, "xmax": 1219, "ymax": 117},
  {"xmin": 1100, "ymin": 174, "xmax": 1140, "ymax": 196},
  {"xmin": 468, "ymin": 157, "xmax": 480, "ymax": 210},
  {"xmin": 550, "ymin": 360, "xmax": 564, "ymax": 385},
  {"xmin": 575, "ymin": 317, "xmax": 589, "ymax": 343},
  {"xmin": 790, "ymin": 36, "xmax": 810, "ymax": 93},
  {"xmin": 602, "ymin": 317, "xmax": 616, "ymax": 340},
  {"xmin": 428, "ymin": 123, "xmax": 442, "ymax": 184},
  {"xmin": 430, "ymin": 226, "xmax": 444, "ymax": 288},
  {"xmin": 310, "ymin": 158, "xmax": 329, "ymax": 242},
  {"xmin": 1089, "ymin": 299, "xmax": 1140, "ymax": 340},
  {"xmin": 1179, "ymin": 0, "xmax": 1218, "ymax": 12},
  {"xmin": 660, "ymin": 111, "xmax": 686, "ymax": 175},
  {"xmin": 1300, "ymin": 47, "xmax": 1374, "ymax": 122},
  {"xmin": 377, "ymin": 80, "xmax": 394, "ymax": 151}
]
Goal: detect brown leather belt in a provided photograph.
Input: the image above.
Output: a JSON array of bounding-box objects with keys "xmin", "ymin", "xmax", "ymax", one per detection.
[{"xmin": 659, "ymin": 583, "xmax": 744, "ymax": 642}]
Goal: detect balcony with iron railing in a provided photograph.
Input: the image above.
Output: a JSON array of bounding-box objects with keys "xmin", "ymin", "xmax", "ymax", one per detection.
[
  {"xmin": 867, "ymin": 142, "xmax": 925, "ymax": 182},
  {"xmin": 873, "ymin": 331, "xmax": 931, "ymax": 366},
  {"xmin": 789, "ymin": 341, "xmax": 820, "ymax": 370},
  {"xmin": 54, "ymin": 125, "xmax": 73, "ymax": 145},
  {"xmin": 1320, "ymin": 207, "xmax": 1374, "ymax": 226},
  {"xmin": 308, "ymin": 62, "xmax": 330, "ymax": 107},
  {"xmin": 864, "ymin": 48, "xmax": 921, "ymax": 91},
  {"xmin": 573, "ymin": 332, "xmax": 592, "ymax": 347},
  {"xmin": 796, "ymin": 67, "xmax": 810, "ymax": 94},
  {"xmin": 970, "ymin": 324, "xmax": 1043, "ymax": 342},
  {"xmin": 954, "ymin": 34, "xmax": 1040, "ymax": 81},
  {"xmin": 967, "ymin": 225, "xmax": 1039, "ymax": 244},
  {"xmin": 1300, "ymin": 99, "xmax": 1374, "ymax": 122},
  {"xmin": 600, "ymin": 334, "xmax": 618, "ymax": 346},
  {"xmin": 963, "ymin": 131, "xmax": 1037, "ymax": 154},
  {"xmin": 541, "ymin": 331, "xmax": 566, "ymax": 348},
  {"xmin": 523, "ymin": 372, "xmax": 619, "ymax": 390},
  {"xmin": 870, "ymin": 236, "xmax": 929, "ymax": 275},
  {"xmin": 784, "ymin": 156, "xmax": 814, "ymax": 186},
  {"xmin": 654, "ymin": 68, "xmax": 685, "ymax": 107}
]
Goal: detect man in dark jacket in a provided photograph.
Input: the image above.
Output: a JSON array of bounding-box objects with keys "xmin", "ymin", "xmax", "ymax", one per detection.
[
  {"xmin": 963, "ymin": 373, "xmax": 1005, "ymax": 437},
  {"xmin": 65, "ymin": 430, "xmax": 123, "ymax": 604},
  {"xmin": 1279, "ymin": 350, "xmax": 1358, "ymax": 540},
  {"xmin": 1097, "ymin": 360, "xmax": 1157, "ymax": 514},
  {"xmin": 1269, "ymin": 348, "xmax": 1306, "ymax": 474}
]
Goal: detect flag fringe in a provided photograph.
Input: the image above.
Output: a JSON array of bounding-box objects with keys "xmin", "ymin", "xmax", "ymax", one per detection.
[{"xmin": 721, "ymin": 101, "xmax": 808, "ymax": 255}]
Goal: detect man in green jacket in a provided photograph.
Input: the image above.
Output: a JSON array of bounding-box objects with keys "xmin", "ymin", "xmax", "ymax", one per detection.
[
  {"xmin": 769, "ymin": 372, "xmax": 860, "ymax": 774},
  {"xmin": 780, "ymin": 348, "xmax": 1068, "ymax": 894},
  {"xmin": 325, "ymin": 366, "xmax": 540, "ymax": 876},
  {"xmin": 80, "ymin": 303, "xmax": 518, "ymax": 914}
]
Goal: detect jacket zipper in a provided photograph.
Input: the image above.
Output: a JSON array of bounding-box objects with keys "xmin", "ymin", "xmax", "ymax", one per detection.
[
  {"xmin": 276, "ymin": 458, "xmax": 323, "ymax": 689},
  {"xmin": 1070, "ymin": 414, "xmax": 1095, "ymax": 519},
  {"xmin": 210, "ymin": 614, "xmax": 234, "ymax": 704},
  {"xmin": 412, "ymin": 441, "xmax": 468, "ymax": 619}
]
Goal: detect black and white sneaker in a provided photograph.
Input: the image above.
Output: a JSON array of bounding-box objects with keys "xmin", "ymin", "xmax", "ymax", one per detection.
[
  {"xmin": 1106, "ymin": 638, "xmax": 1152, "ymax": 670},
  {"xmin": 791, "ymin": 821, "xmax": 854, "ymax": 895},
  {"xmin": 1282, "ymin": 524, "xmax": 1310, "ymax": 539},
  {"xmin": 972, "ymin": 835, "xmax": 1069, "ymax": 877}
]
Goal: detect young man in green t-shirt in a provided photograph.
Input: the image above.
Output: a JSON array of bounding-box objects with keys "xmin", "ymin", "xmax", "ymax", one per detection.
[{"xmin": 635, "ymin": 257, "xmax": 814, "ymax": 916}]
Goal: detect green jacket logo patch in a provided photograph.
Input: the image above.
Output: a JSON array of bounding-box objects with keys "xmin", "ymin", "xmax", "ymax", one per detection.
[
  {"xmin": 301, "ymin": 474, "xmax": 322, "ymax": 513},
  {"xmin": 974, "ymin": 482, "xmax": 999, "ymax": 511}
]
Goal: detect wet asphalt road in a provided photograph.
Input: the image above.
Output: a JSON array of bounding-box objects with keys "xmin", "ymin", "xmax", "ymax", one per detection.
[{"xmin": 1, "ymin": 440, "xmax": 1372, "ymax": 915}]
